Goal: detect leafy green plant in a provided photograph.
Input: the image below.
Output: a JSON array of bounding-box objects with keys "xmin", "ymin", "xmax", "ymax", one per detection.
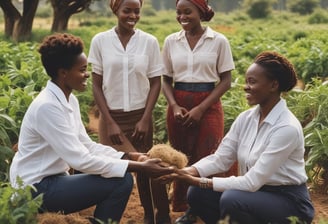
[
  {"xmin": 287, "ymin": 79, "xmax": 328, "ymax": 193},
  {"xmin": 0, "ymin": 178, "xmax": 42, "ymax": 224},
  {"xmin": 153, "ymin": 94, "xmax": 168, "ymax": 144}
]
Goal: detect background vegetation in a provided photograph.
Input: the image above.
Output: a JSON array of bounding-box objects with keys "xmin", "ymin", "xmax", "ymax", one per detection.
[{"xmin": 1, "ymin": 1, "xmax": 328, "ymax": 222}]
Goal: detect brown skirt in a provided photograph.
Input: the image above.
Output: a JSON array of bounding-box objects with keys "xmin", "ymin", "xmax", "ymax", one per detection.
[{"xmin": 98, "ymin": 108, "xmax": 153, "ymax": 153}]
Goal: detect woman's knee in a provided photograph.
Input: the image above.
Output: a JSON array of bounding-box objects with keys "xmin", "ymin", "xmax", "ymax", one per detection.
[
  {"xmin": 120, "ymin": 172, "xmax": 134, "ymax": 193},
  {"xmin": 220, "ymin": 189, "xmax": 241, "ymax": 211},
  {"xmin": 186, "ymin": 186, "xmax": 208, "ymax": 207}
]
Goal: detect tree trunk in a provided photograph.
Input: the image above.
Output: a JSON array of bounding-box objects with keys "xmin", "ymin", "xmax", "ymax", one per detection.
[
  {"xmin": 0, "ymin": 0, "xmax": 21, "ymax": 38},
  {"xmin": 0, "ymin": 0, "xmax": 38, "ymax": 42},
  {"xmin": 12, "ymin": 0, "xmax": 39, "ymax": 42},
  {"xmin": 51, "ymin": 0, "xmax": 91, "ymax": 32}
]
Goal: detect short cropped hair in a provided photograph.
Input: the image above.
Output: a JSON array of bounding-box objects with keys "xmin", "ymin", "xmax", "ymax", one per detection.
[{"xmin": 38, "ymin": 33, "xmax": 84, "ymax": 80}]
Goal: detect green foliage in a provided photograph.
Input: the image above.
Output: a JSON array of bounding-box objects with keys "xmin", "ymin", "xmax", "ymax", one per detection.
[
  {"xmin": 286, "ymin": 36, "xmax": 328, "ymax": 82},
  {"xmin": 286, "ymin": 79, "xmax": 328, "ymax": 192},
  {"xmin": 0, "ymin": 145, "xmax": 14, "ymax": 182},
  {"xmin": 222, "ymin": 77, "xmax": 249, "ymax": 134},
  {"xmin": 308, "ymin": 9, "xmax": 328, "ymax": 24},
  {"xmin": 245, "ymin": 0, "xmax": 272, "ymax": 18},
  {"xmin": 0, "ymin": 178, "xmax": 42, "ymax": 224},
  {"xmin": 153, "ymin": 94, "xmax": 168, "ymax": 144},
  {"xmin": 289, "ymin": 0, "xmax": 319, "ymax": 15}
]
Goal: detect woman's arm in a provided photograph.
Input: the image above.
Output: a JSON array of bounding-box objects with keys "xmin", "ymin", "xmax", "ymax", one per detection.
[
  {"xmin": 92, "ymin": 73, "xmax": 122, "ymax": 144},
  {"xmin": 133, "ymin": 76, "xmax": 161, "ymax": 140}
]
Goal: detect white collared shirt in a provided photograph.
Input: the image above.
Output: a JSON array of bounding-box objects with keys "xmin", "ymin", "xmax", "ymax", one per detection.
[
  {"xmin": 88, "ymin": 28, "xmax": 164, "ymax": 112},
  {"xmin": 10, "ymin": 81, "xmax": 129, "ymax": 187},
  {"xmin": 162, "ymin": 27, "xmax": 235, "ymax": 83},
  {"xmin": 193, "ymin": 99, "xmax": 308, "ymax": 192}
]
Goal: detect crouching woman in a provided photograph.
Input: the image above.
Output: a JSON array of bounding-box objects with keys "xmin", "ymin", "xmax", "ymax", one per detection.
[
  {"xmin": 9, "ymin": 33, "xmax": 173, "ymax": 224},
  {"xmin": 159, "ymin": 51, "xmax": 315, "ymax": 224}
]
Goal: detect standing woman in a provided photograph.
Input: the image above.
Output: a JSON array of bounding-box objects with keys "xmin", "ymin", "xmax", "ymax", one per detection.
[
  {"xmin": 161, "ymin": 0, "xmax": 237, "ymax": 219},
  {"xmin": 87, "ymin": 0, "xmax": 170, "ymax": 223}
]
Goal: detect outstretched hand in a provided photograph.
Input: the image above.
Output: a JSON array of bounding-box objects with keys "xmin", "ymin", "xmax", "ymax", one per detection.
[
  {"xmin": 155, "ymin": 167, "xmax": 198, "ymax": 185},
  {"xmin": 140, "ymin": 158, "xmax": 175, "ymax": 177}
]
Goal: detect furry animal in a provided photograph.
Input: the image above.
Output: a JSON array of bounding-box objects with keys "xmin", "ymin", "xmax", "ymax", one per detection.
[{"xmin": 147, "ymin": 144, "xmax": 188, "ymax": 169}]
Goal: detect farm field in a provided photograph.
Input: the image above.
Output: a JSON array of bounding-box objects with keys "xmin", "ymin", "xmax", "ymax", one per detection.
[{"xmin": 1, "ymin": 7, "xmax": 328, "ymax": 224}]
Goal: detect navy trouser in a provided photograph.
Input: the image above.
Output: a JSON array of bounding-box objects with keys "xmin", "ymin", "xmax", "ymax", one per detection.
[
  {"xmin": 187, "ymin": 184, "xmax": 314, "ymax": 224},
  {"xmin": 32, "ymin": 172, "xmax": 133, "ymax": 224}
]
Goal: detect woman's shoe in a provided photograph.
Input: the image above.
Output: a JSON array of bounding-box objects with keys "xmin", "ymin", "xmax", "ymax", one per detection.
[{"xmin": 175, "ymin": 211, "xmax": 197, "ymax": 224}]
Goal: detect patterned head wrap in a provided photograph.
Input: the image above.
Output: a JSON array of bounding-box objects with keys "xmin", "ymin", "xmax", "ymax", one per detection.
[
  {"xmin": 176, "ymin": 0, "xmax": 215, "ymax": 21},
  {"xmin": 110, "ymin": 0, "xmax": 143, "ymax": 14}
]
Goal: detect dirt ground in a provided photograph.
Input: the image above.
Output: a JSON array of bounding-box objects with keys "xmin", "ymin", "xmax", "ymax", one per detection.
[{"xmin": 83, "ymin": 112, "xmax": 328, "ymax": 224}]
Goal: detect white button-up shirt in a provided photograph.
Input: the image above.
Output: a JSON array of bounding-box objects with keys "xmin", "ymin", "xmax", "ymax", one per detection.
[
  {"xmin": 10, "ymin": 81, "xmax": 129, "ymax": 187},
  {"xmin": 162, "ymin": 27, "xmax": 235, "ymax": 83},
  {"xmin": 88, "ymin": 28, "xmax": 163, "ymax": 112},
  {"xmin": 193, "ymin": 99, "xmax": 308, "ymax": 192}
]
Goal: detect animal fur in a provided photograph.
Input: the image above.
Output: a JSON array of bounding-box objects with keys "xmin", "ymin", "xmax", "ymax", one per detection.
[{"xmin": 148, "ymin": 144, "xmax": 188, "ymax": 169}]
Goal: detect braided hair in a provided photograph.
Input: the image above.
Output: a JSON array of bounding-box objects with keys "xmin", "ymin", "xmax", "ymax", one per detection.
[{"xmin": 254, "ymin": 51, "xmax": 297, "ymax": 92}]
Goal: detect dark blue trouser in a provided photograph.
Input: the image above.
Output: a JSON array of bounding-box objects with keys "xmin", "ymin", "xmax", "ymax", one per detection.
[
  {"xmin": 187, "ymin": 184, "xmax": 314, "ymax": 224},
  {"xmin": 32, "ymin": 172, "xmax": 133, "ymax": 224}
]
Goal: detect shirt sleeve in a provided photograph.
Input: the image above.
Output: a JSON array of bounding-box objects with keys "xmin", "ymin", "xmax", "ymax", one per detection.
[
  {"xmin": 88, "ymin": 35, "xmax": 103, "ymax": 75},
  {"xmin": 216, "ymin": 35, "xmax": 235, "ymax": 74},
  {"xmin": 36, "ymin": 102, "xmax": 128, "ymax": 178},
  {"xmin": 195, "ymin": 121, "xmax": 302, "ymax": 192},
  {"xmin": 147, "ymin": 36, "xmax": 164, "ymax": 78},
  {"xmin": 162, "ymin": 36, "xmax": 174, "ymax": 77}
]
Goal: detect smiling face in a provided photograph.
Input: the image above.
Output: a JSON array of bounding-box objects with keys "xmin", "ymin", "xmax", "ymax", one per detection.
[
  {"xmin": 244, "ymin": 63, "xmax": 279, "ymax": 107},
  {"xmin": 62, "ymin": 53, "xmax": 89, "ymax": 94},
  {"xmin": 116, "ymin": 0, "xmax": 141, "ymax": 32},
  {"xmin": 176, "ymin": 0, "xmax": 202, "ymax": 32}
]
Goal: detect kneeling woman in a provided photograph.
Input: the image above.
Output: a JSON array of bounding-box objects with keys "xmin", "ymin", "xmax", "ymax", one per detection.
[{"xmin": 160, "ymin": 51, "xmax": 314, "ymax": 224}]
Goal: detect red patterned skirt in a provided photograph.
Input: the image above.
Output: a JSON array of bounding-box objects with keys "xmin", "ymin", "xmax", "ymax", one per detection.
[{"xmin": 167, "ymin": 89, "xmax": 238, "ymax": 212}]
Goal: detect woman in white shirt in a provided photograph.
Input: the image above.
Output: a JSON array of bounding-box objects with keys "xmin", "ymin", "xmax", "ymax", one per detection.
[
  {"xmin": 161, "ymin": 0, "xmax": 237, "ymax": 219},
  {"xmin": 160, "ymin": 51, "xmax": 315, "ymax": 224},
  {"xmin": 9, "ymin": 33, "xmax": 173, "ymax": 224},
  {"xmin": 87, "ymin": 0, "xmax": 169, "ymax": 223}
]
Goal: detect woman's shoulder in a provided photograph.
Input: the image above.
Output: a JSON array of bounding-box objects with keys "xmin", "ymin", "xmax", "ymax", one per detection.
[
  {"xmin": 206, "ymin": 26, "xmax": 229, "ymax": 40},
  {"xmin": 91, "ymin": 29, "xmax": 115, "ymax": 41},
  {"xmin": 136, "ymin": 29, "xmax": 158, "ymax": 41},
  {"xmin": 164, "ymin": 30, "xmax": 183, "ymax": 42}
]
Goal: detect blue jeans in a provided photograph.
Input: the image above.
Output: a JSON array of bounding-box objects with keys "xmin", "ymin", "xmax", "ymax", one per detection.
[
  {"xmin": 187, "ymin": 184, "xmax": 314, "ymax": 224},
  {"xmin": 32, "ymin": 173, "xmax": 133, "ymax": 223}
]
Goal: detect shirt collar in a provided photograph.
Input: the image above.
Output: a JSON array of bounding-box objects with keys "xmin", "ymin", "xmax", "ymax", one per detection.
[
  {"xmin": 176, "ymin": 26, "xmax": 214, "ymax": 41},
  {"xmin": 46, "ymin": 80, "xmax": 73, "ymax": 111},
  {"xmin": 254, "ymin": 98, "xmax": 286, "ymax": 125}
]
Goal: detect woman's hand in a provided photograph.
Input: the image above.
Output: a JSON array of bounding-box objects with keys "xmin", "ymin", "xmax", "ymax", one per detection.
[
  {"xmin": 134, "ymin": 158, "xmax": 175, "ymax": 177},
  {"xmin": 156, "ymin": 166, "xmax": 199, "ymax": 185},
  {"xmin": 132, "ymin": 117, "xmax": 149, "ymax": 143},
  {"xmin": 172, "ymin": 104, "xmax": 188, "ymax": 123},
  {"xmin": 182, "ymin": 106, "xmax": 204, "ymax": 128},
  {"xmin": 107, "ymin": 122, "xmax": 123, "ymax": 145}
]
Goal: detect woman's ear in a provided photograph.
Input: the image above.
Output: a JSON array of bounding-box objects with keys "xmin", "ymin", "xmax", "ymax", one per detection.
[
  {"xmin": 58, "ymin": 68, "xmax": 68, "ymax": 79},
  {"xmin": 271, "ymin": 80, "xmax": 279, "ymax": 91}
]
